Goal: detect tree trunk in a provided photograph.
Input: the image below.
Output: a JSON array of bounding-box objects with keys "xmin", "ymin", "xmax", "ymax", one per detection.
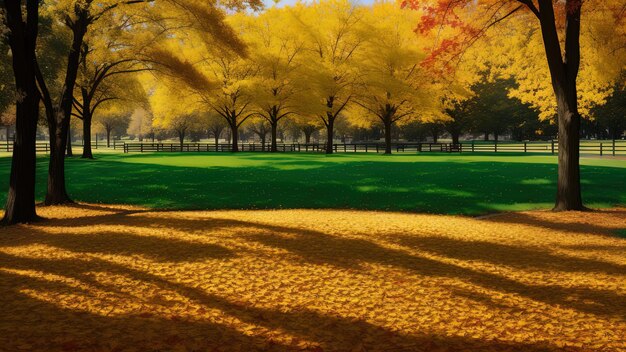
[
  {"xmin": 432, "ymin": 130, "xmax": 439, "ymax": 144},
  {"xmin": 106, "ymin": 128, "xmax": 111, "ymax": 148},
  {"xmin": 304, "ymin": 130, "xmax": 312, "ymax": 144},
  {"xmin": 66, "ymin": 124, "xmax": 73, "ymax": 156},
  {"xmin": 178, "ymin": 131, "xmax": 185, "ymax": 150},
  {"xmin": 270, "ymin": 121, "xmax": 278, "ymax": 152},
  {"xmin": 45, "ymin": 118, "xmax": 72, "ymax": 205},
  {"xmin": 2, "ymin": 1, "xmax": 41, "ymax": 224},
  {"xmin": 384, "ymin": 119, "xmax": 392, "ymax": 155},
  {"xmin": 553, "ymin": 92, "xmax": 583, "ymax": 211},
  {"xmin": 3, "ymin": 96, "xmax": 39, "ymax": 224},
  {"xmin": 494, "ymin": 132, "xmax": 499, "ymax": 142},
  {"xmin": 44, "ymin": 17, "xmax": 87, "ymax": 206},
  {"xmin": 451, "ymin": 132, "xmax": 460, "ymax": 145},
  {"xmin": 82, "ymin": 115, "xmax": 93, "ymax": 159},
  {"xmin": 231, "ymin": 125, "xmax": 239, "ymax": 152},
  {"xmin": 483, "ymin": 132, "xmax": 489, "ymax": 141},
  {"xmin": 325, "ymin": 119, "xmax": 334, "ymax": 154},
  {"xmin": 536, "ymin": 0, "xmax": 584, "ymax": 211}
]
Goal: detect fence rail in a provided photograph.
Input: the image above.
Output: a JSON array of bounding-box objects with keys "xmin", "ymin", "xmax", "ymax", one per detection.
[
  {"xmin": 122, "ymin": 140, "xmax": 626, "ymax": 156},
  {"xmin": 1, "ymin": 140, "xmax": 624, "ymax": 156},
  {"xmin": 0, "ymin": 140, "xmax": 124, "ymax": 153}
]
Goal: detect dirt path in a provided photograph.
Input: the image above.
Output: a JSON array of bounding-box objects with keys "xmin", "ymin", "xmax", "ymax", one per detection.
[{"xmin": 1, "ymin": 205, "xmax": 625, "ymax": 351}]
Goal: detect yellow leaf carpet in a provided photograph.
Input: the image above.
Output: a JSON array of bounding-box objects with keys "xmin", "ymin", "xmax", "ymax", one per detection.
[{"xmin": 1, "ymin": 205, "xmax": 625, "ymax": 351}]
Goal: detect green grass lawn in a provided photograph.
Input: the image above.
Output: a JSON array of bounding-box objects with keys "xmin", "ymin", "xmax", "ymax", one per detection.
[{"xmin": 0, "ymin": 152, "xmax": 624, "ymax": 215}]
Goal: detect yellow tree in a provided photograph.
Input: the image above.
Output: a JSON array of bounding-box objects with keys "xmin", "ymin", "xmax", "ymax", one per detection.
[
  {"xmin": 353, "ymin": 1, "xmax": 440, "ymax": 154},
  {"xmin": 241, "ymin": 10, "xmax": 306, "ymax": 152},
  {"xmin": 147, "ymin": 25, "xmax": 257, "ymax": 152},
  {"xmin": 127, "ymin": 107, "xmax": 155, "ymax": 142},
  {"xmin": 149, "ymin": 80, "xmax": 205, "ymax": 149},
  {"xmin": 289, "ymin": 0, "xmax": 365, "ymax": 154}
]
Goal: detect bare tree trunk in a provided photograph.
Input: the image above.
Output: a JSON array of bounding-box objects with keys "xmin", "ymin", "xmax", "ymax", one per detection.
[{"xmin": 106, "ymin": 128, "xmax": 111, "ymax": 148}]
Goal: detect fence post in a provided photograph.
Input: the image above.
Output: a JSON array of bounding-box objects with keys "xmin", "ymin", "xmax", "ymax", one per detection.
[
  {"xmin": 524, "ymin": 142, "xmax": 527, "ymax": 153},
  {"xmin": 613, "ymin": 139, "xmax": 616, "ymax": 156},
  {"xmin": 600, "ymin": 143, "xmax": 603, "ymax": 156},
  {"xmin": 551, "ymin": 140, "xmax": 555, "ymax": 155}
]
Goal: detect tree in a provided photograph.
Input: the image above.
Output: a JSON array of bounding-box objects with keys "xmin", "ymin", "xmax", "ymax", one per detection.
[
  {"xmin": 146, "ymin": 20, "xmax": 257, "ymax": 152},
  {"xmin": 353, "ymin": 2, "xmax": 438, "ymax": 154},
  {"xmin": 242, "ymin": 10, "xmax": 305, "ymax": 152},
  {"xmin": 403, "ymin": 0, "xmax": 626, "ymax": 210},
  {"xmin": 290, "ymin": 0, "xmax": 364, "ymax": 154},
  {"xmin": 442, "ymin": 98, "xmax": 471, "ymax": 145},
  {"xmin": 127, "ymin": 107, "xmax": 154, "ymax": 142},
  {"xmin": 206, "ymin": 112, "xmax": 228, "ymax": 148},
  {"xmin": 0, "ymin": 109, "xmax": 15, "ymax": 145},
  {"xmin": 73, "ymin": 24, "xmax": 150, "ymax": 159},
  {"xmin": 94, "ymin": 108, "xmax": 131, "ymax": 148},
  {"xmin": 149, "ymin": 83, "xmax": 204, "ymax": 149},
  {"xmin": 591, "ymin": 81, "xmax": 626, "ymax": 140},
  {"xmin": 299, "ymin": 122, "xmax": 320, "ymax": 144},
  {"xmin": 1, "ymin": 1, "xmax": 42, "ymax": 224},
  {"xmin": 247, "ymin": 119, "xmax": 271, "ymax": 150}
]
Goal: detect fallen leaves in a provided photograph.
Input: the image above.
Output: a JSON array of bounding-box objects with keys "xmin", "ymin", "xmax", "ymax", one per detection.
[{"xmin": 0, "ymin": 204, "xmax": 625, "ymax": 351}]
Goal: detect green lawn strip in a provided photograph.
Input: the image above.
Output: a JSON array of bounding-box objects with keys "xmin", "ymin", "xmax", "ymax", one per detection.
[{"xmin": 0, "ymin": 152, "xmax": 624, "ymax": 215}]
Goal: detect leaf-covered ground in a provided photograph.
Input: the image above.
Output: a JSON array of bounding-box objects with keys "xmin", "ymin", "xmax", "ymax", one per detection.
[{"xmin": 1, "ymin": 205, "xmax": 625, "ymax": 351}]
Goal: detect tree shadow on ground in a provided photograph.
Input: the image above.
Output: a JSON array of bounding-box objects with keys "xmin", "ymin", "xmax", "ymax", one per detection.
[
  {"xmin": 0, "ymin": 246, "xmax": 588, "ymax": 352},
  {"xmin": 482, "ymin": 209, "xmax": 626, "ymax": 235},
  {"xmin": 1, "ymin": 204, "xmax": 624, "ymax": 350}
]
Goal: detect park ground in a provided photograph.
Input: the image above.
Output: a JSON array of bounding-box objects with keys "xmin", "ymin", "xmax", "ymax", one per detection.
[
  {"xmin": 0, "ymin": 205, "xmax": 625, "ymax": 351},
  {"xmin": 0, "ymin": 152, "xmax": 625, "ymax": 351}
]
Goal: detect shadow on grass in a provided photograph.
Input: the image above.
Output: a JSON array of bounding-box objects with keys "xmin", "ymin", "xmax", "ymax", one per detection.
[
  {"xmin": 3, "ymin": 204, "xmax": 620, "ymax": 350},
  {"xmin": 0, "ymin": 153, "xmax": 623, "ymax": 215}
]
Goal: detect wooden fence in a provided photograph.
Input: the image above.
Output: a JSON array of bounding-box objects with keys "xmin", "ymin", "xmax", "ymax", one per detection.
[
  {"xmin": 122, "ymin": 140, "xmax": 626, "ymax": 156},
  {"xmin": 1, "ymin": 140, "xmax": 624, "ymax": 156},
  {"xmin": 0, "ymin": 140, "xmax": 124, "ymax": 153}
]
